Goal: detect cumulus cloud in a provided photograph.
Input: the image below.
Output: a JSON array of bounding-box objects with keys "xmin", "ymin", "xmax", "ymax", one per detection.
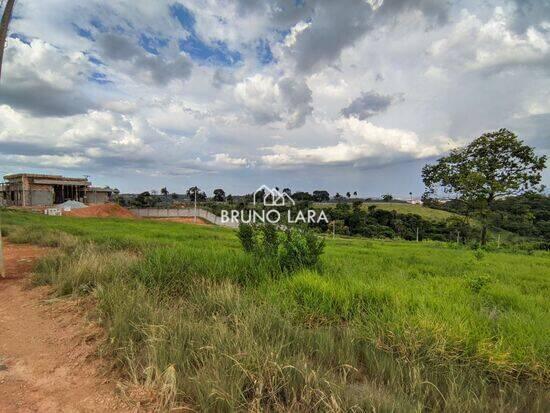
[
  {"xmin": 279, "ymin": 0, "xmax": 374, "ymax": 73},
  {"xmin": 272, "ymin": 0, "xmax": 454, "ymax": 74},
  {"xmin": 96, "ymin": 33, "xmax": 193, "ymax": 85},
  {"xmin": 0, "ymin": 105, "xmax": 154, "ymax": 171},
  {"xmin": 211, "ymin": 153, "xmax": 251, "ymax": 169},
  {"xmin": 509, "ymin": 0, "xmax": 550, "ymax": 33},
  {"xmin": 261, "ymin": 117, "xmax": 452, "ymax": 167},
  {"xmin": 234, "ymin": 74, "xmax": 313, "ymax": 129},
  {"xmin": 376, "ymin": 0, "xmax": 450, "ymax": 26},
  {"xmin": 341, "ymin": 91, "xmax": 402, "ymax": 120},
  {"xmin": 2, "ymin": 153, "xmax": 90, "ymax": 169},
  {"xmin": 96, "ymin": 33, "xmax": 141, "ymax": 60},
  {"xmin": 212, "ymin": 68, "xmax": 237, "ymax": 88},
  {"xmin": 1, "ymin": 0, "xmax": 549, "ymax": 193},
  {"xmin": 0, "ymin": 38, "xmax": 96, "ymax": 116},
  {"xmin": 160, "ymin": 153, "xmax": 252, "ymax": 176},
  {"xmin": 428, "ymin": 8, "xmax": 550, "ymax": 73}
]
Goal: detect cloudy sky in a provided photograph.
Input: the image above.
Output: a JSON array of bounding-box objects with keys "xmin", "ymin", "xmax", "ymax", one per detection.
[{"xmin": 1, "ymin": 0, "xmax": 549, "ymax": 197}]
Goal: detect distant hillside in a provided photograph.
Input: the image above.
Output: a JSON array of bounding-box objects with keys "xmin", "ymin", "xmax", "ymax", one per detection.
[
  {"xmin": 314, "ymin": 202, "xmax": 460, "ymax": 221},
  {"xmin": 361, "ymin": 203, "xmax": 459, "ymax": 221}
]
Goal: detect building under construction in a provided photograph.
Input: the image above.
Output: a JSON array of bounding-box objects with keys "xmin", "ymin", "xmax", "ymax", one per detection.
[{"xmin": 0, "ymin": 173, "xmax": 113, "ymax": 207}]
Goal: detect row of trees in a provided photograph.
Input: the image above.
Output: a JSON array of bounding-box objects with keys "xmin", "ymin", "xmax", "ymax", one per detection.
[
  {"xmin": 120, "ymin": 129, "xmax": 546, "ymax": 246},
  {"xmin": 430, "ymin": 193, "xmax": 550, "ymax": 242},
  {"xmin": 314, "ymin": 202, "xmax": 474, "ymax": 242},
  {"xmin": 122, "ymin": 187, "xmax": 400, "ymax": 207}
]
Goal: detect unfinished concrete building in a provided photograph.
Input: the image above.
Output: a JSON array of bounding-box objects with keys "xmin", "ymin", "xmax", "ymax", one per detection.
[{"xmin": 1, "ymin": 173, "xmax": 113, "ymax": 207}]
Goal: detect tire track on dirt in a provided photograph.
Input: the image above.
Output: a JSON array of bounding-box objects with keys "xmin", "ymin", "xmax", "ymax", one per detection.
[{"xmin": 0, "ymin": 241, "xmax": 129, "ymax": 412}]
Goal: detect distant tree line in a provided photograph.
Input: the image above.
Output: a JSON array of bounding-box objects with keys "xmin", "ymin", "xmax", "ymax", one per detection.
[
  {"xmin": 119, "ymin": 187, "xmax": 401, "ymax": 208},
  {"xmin": 311, "ymin": 201, "xmax": 474, "ymax": 242},
  {"xmin": 115, "ymin": 129, "xmax": 547, "ymax": 247},
  {"xmin": 429, "ymin": 193, "xmax": 550, "ymax": 242}
]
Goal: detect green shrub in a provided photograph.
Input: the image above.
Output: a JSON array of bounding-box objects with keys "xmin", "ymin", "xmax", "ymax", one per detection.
[
  {"xmin": 474, "ymin": 249, "xmax": 486, "ymax": 261},
  {"xmin": 279, "ymin": 227, "xmax": 325, "ymax": 273},
  {"xmin": 237, "ymin": 224, "xmax": 325, "ymax": 275},
  {"xmin": 467, "ymin": 275, "xmax": 491, "ymax": 293},
  {"xmin": 237, "ymin": 223, "xmax": 255, "ymax": 252}
]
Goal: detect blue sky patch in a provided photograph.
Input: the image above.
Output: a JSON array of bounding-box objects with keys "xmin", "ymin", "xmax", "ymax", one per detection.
[
  {"xmin": 275, "ymin": 28, "xmax": 291, "ymax": 42},
  {"xmin": 88, "ymin": 72, "xmax": 112, "ymax": 85},
  {"xmin": 139, "ymin": 34, "xmax": 169, "ymax": 55},
  {"xmin": 9, "ymin": 32, "xmax": 31, "ymax": 45},
  {"xmin": 179, "ymin": 36, "xmax": 241, "ymax": 66},
  {"xmin": 90, "ymin": 17, "xmax": 106, "ymax": 32},
  {"xmin": 256, "ymin": 39, "xmax": 274, "ymax": 65},
  {"xmin": 170, "ymin": 3, "xmax": 241, "ymax": 66},
  {"xmin": 170, "ymin": 3, "xmax": 195, "ymax": 31},
  {"xmin": 72, "ymin": 24, "xmax": 94, "ymax": 40},
  {"xmin": 88, "ymin": 55, "xmax": 104, "ymax": 66}
]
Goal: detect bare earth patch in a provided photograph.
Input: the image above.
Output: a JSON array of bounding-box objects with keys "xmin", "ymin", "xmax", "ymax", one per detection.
[{"xmin": 0, "ymin": 241, "xmax": 129, "ymax": 412}]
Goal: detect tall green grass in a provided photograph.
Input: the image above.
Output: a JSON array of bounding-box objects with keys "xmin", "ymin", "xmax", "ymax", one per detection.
[{"xmin": 2, "ymin": 209, "xmax": 549, "ymax": 411}]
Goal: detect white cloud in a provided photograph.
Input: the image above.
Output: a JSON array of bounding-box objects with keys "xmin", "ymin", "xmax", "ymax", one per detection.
[
  {"xmin": 261, "ymin": 117, "xmax": 453, "ymax": 167},
  {"xmin": 2, "ymin": 154, "xmax": 90, "ymax": 169},
  {"xmin": 283, "ymin": 21, "xmax": 312, "ymax": 48},
  {"xmin": 428, "ymin": 7, "xmax": 550, "ymax": 73},
  {"xmin": 0, "ymin": 106, "xmax": 153, "ymax": 168},
  {"xmin": 211, "ymin": 153, "xmax": 251, "ymax": 169},
  {"xmin": 1, "ymin": 0, "xmax": 548, "ymax": 193},
  {"xmin": 234, "ymin": 74, "xmax": 313, "ymax": 129},
  {"xmin": 0, "ymin": 38, "xmax": 96, "ymax": 116}
]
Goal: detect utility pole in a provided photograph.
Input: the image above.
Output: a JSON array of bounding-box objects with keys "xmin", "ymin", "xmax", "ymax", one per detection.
[
  {"xmin": 0, "ymin": 230, "xmax": 4, "ymax": 277},
  {"xmin": 0, "ymin": 0, "xmax": 16, "ymax": 81},
  {"xmin": 0, "ymin": 0, "xmax": 16, "ymax": 277},
  {"xmin": 194, "ymin": 188, "xmax": 197, "ymax": 223}
]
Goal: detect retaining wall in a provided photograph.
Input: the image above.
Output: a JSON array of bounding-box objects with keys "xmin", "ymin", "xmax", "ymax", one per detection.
[{"xmin": 130, "ymin": 208, "xmax": 238, "ymax": 228}]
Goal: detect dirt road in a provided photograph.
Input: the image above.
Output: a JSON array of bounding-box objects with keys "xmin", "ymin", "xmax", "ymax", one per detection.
[{"xmin": 0, "ymin": 241, "xmax": 129, "ymax": 412}]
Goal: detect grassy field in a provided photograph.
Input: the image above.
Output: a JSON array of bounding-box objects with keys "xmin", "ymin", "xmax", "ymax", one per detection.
[
  {"xmin": 363, "ymin": 202, "xmax": 458, "ymax": 220},
  {"xmin": 315, "ymin": 202, "xmax": 459, "ymax": 221},
  {"xmin": 1, "ymin": 209, "xmax": 549, "ymax": 411}
]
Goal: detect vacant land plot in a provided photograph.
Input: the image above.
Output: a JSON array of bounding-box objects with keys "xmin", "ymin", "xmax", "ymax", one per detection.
[{"xmin": 1, "ymin": 209, "xmax": 549, "ymax": 411}]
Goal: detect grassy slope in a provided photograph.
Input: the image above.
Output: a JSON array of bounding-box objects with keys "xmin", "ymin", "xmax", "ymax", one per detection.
[
  {"xmin": 316, "ymin": 202, "xmax": 459, "ymax": 221},
  {"xmin": 1, "ymin": 209, "xmax": 549, "ymax": 411},
  {"xmin": 363, "ymin": 202, "xmax": 458, "ymax": 220}
]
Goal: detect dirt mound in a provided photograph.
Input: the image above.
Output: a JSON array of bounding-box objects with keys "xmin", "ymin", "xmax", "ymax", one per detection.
[{"xmin": 65, "ymin": 204, "xmax": 136, "ymax": 219}]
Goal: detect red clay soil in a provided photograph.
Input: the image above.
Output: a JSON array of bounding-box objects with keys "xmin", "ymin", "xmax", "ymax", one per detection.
[
  {"xmin": 0, "ymin": 241, "xmax": 129, "ymax": 412},
  {"xmin": 65, "ymin": 204, "xmax": 136, "ymax": 219}
]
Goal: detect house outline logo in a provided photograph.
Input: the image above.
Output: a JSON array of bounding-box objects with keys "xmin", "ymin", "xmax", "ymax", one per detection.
[{"xmin": 253, "ymin": 185, "xmax": 296, "ymax": 207}]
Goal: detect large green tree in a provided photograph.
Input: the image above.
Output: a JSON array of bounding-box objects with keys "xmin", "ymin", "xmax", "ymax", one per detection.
[
  {"xmin": 187, "ymin": 186, "xmax": 206, "ymax": 201},
  {"xmin": 422, "ymin": 129, "xmax": 546, "ymax": 244},
  {"xmin": 213, "ymin": 188, "xmax": 226, "ymax": 202}
]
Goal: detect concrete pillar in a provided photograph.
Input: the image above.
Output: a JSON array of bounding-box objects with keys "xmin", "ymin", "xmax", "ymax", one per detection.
[{"xmin": 21, "ymin": 175, "xmax": 30, "ymax": 207}]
